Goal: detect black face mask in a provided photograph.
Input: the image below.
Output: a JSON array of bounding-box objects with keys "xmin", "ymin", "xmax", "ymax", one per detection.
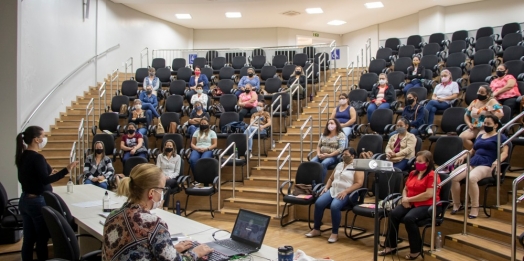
[
  {"xmin": 245, "ymin": 89, "xmax": 251, "ymax": 93},
  {"xmin": 406, "ymin": 99, "xmax": 415, "ymax": 105},
  {"xmin": 484, "ymin": 125, "xmax": 494, "ymax": 133},
  {"xmin": 146, "ymin": 90, "xmax": 152, "ymax": 95},
  {"xmin": 200, "ymin": 125, "xmax": 209, "ymax": 131},
  {"xmin": 95, "ymin": 149, "xmax": 104, "ymax": 154},
  {"xmin": 477, "ymin": 94, "xmax": 488, "ymax": 101},
  {"xmin": 496, "ymin": 71, "xmax": 505, "ymax": 77},
  {"xmin": 295, "ymin": 71, "xmax": 302, "ymax": 75},
  {"xmin": 127, "ymin": 129, "xmax": 135, "ymax": 135},
  {"xmin": 248, "ymin": 73, "xmax": 254, "ymax": 77},
  {"xmin": 164, "ymin": 148, "xmax": 174, "ymax": 153}
]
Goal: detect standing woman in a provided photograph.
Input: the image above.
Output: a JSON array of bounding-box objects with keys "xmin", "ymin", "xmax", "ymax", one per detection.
[
  {"xmin": 16, "ymin": 126, "xmax": 78, "ymax": 261},
  {"xmin": 83, "ymin": 141, "xmax": 115, "ymax": 189},
  {"xmin": 330, "ymin": 93, "xmax": 357, "ymax": 138},
  {"xmin": 156, "ymin": 139, "xmax": 181, "ymax": 211},
  {"xmin": 311, "ymin": 119, "xmax": 347, "ymax": 182}
]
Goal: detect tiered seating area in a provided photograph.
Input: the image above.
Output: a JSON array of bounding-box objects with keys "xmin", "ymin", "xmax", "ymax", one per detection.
[{"xmin": 39, "ymin": 23, "xmax": 524, "ymax": 260}]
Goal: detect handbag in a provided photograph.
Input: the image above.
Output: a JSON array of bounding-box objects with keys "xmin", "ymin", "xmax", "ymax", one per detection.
[
  {"xmin": 156, "ymin": 120, "xmax": 165, "ymax": 134},
  {"xmin": 119, "ymin": 104, "xmax": 128, "ymax": 115},
  {"xmin": 213, "ymin": 86, "xmax": 223, "ymax": 96},
  {"xmin": 292, "ymin": 184, "xmax": 313, "ymax": 196}
]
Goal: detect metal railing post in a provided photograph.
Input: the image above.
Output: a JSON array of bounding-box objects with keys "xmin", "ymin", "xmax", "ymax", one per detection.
[
  {"xmin": 317, "ymin": 95, "xmax": 330, "ymax": 134},
  {"xmin": 218, "ymin": 142, "xmax": 237, "ymax": 209},
  {"xmin": 276, "ymin": 143, "xmax": 292, "ymax": 218},
  {"xmin": 333, "ymin": 75, "xmax": 342, "ymax": 107},
  {"xmin": 98, "ymin": 82, "xmax": 106, "ymax": 116},
  {"xmin": 77, "ymin": 119, "xmax": 84, "ymax": 185},
  {"xmin": 110, "ymin": 68, "xmax": 119, "ymax": 98},
  {"xmin": 85, "ymin": 98, "xmax": 94, "ymax": 148},
  {"xmin": 70, "ymin": 141, "xmax": 77, "ymax": 184},
  {"xmin": 329, "ymin": 41, "xmax": 336, "ymax": 73},
  {"xmin": 124, "ymin": 57, "xmax": 133, "ymax": 80},
  {"xmin": 245, "ymin": 117, "xmax": 263, "ymax": 178},
  {"xmin": 270, "ymin": 95, "xmax": 283, "ymax": 148},
  {"xmin": 140, "ymin": 47, "xmax": 149, "ymax": 68},
  {"xmin": 300, "ymin": 116, "xmax": 313, "ymax": 162}
]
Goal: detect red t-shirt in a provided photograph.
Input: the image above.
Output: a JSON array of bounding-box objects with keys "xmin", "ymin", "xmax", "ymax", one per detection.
[
  {"xmin": 405, "ymin": 170, "xmax": 440, "ymax": 207},
  {"xmin": 122, "ymin": 133, "xmax": 143, "ymax": 148}
]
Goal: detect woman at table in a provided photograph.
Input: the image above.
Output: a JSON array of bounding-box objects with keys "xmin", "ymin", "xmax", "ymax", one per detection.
[
  {"xmin": 16, "ymin": 126, "xmax": 78, "ymax": 261},
  {"xmin": 83, "ymin": 141, "xmax": 115, "ymax": 189},
  {"xmin": 306, "ymin": 148, "xmax": 364, "ymax": 243},
  {"xmin": 379, "ymin": 150, "xmax": 439, "ymax": 260},
  {"xmin": 156, "ymin": 139, "xmax": 181, "ymax": 211},
  {"xmin": 103, "ymin": 163, "xmax": 212, "ymax": 260}
]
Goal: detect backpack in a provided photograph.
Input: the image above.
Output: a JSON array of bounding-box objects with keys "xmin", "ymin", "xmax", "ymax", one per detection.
[
  {"xmin": 350, "ymin": 101, "xmax": 365, "ymax": 116},
  {"xmin": 221, "ymin": 121, "xmax": 248, "ymax": 134},
  {"xmin": 211, "ymin": 103, "xmax": 225, "ymax": 114}
]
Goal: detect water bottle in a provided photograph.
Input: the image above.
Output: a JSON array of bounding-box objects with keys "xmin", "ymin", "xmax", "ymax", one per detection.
[
  {"xmin": 66, "ymin": 178, "xmax": 74, "ymax": 193},
  {"xmin": 175, "ymin": 200, "xmax": 181, "ymax": 215},
  {"xmin": 309, "ymin": 93, "xmax": 313, "ymax": 102},
  {"xmin": 103, "ymin": 191, "xmax": 111, "ymax": 212},
  {"xmin": 435, "ymin": 232, "xmax": 442, "ymax": 251},
  {"xmin": 235, "ymin": 148, "xmax": 239, "ymax": 159},
  {"xmin": 271, "ymin": 139, "xmax": 276, "ymax": 149}
]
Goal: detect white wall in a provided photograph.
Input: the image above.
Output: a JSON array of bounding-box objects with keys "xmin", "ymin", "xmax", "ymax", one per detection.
[
  {"xmin": 193, "ymin": 28, "xmax": 278, "ymax": 49},
  {"xmin": 342, "ymin": 25, "xmax": 379, "ymax": 67},
  {"xmin": 378, "ymin": 14, "xmax": 419, "ymax": 40}
]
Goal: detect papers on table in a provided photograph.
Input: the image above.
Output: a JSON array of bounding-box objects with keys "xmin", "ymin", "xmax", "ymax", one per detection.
[
  {"xmin": 71, "ymin": 200, "xmax": 118, "ymax": 208},
  {"xmin": 99, "ymin": 212, "xmax": 110, "ymax": 218}
]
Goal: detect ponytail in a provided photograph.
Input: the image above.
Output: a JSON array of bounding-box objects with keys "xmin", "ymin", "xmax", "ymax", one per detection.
[
  {"xmin": 117, "ymin": 177, "xmax": 132, "ymax": 198},
  {"xmin": 15, "ymin": 126, "xmax": 43, "ymax": 167},
  {"xmin": 15, "ymin": 133, "xmax": 25, "ymax": 167},
  {"xmin": 116, "ymin": 163, "xmax": 163, "ymax": 204}
]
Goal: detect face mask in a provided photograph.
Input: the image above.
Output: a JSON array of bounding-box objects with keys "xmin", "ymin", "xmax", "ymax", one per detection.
[
  {"xmin": 38, "ymin": 137, "xmax": 48, "ymax": 149},
  {"xmin": 95, "ymin": 149, "xmax": 104, "ymax": 154},
  {"xmin": 135, "ymin": 105, "xmax": 142, "ymax": 110},
  {"xmin": 484, "ymin": 125, "xmax": 494, "ymax": 133},
  {"xmin": 195, "ymin": 106, "xmax": 202, "ymax": 111},
  {"xmin": 257, "ymin": 106, "xmax": 264, "ymax": 112},
  {"xmin": 127, "ymin": 129, "xmax": 135, "ymax": 135},
  {"xmin": 339, "ymin": 99, "xmax": 347, "ymax": 105},
  {"xmin": 327, "ymin": 124, "xmax": 336, "ymax": 131},
  {"xmin": 149, "ymin": 73, "xmax": 154, "ymax": 76},
  {"xmin": 379, "ymin": 79, "xmax": 387, "ymax": 85},
  {"xmin": 248, "ymin": 73, "xmax": 254, "ymax": 77},
  {"xmin": 165, "ymin": 148, "xmax": 174, "ymax": 153},
  {"xmin": 342, "ymin": 155, "xmax": 353, "ymax": 164},
  {"xmin": 195, "ymin": 71, "xmax": 201, "ymax": 76},
  {"xmin": 200, "ymin": 125, "xmax": 209, "ymax": 131},
  {"xmin": 406, "ymin": 99, "xmax": 414, "ymax": 105},
  {"xmin": 295, "ymin": 71, "xmax": 302, "ymax": 75},
  {"xmin": 397, "ymin": 127, "xmax": 407, "ymax": 134},
  {"xmin": 477, "ymin": 94, "xmax": 488, "ymax": 101},
  {"xmin": 496, "ymin": 71, "xmax": 505, "ymax": 77},
  {"xmin": 197, "ymin": 89, "xmax": 203, "ymax": 94},
  {"xmin": 415, "ymin": 162, "xmax": 427, "ymax": 172},
  {"xmin": 245, "ymin": 89, "xmax": 251, "ymax": 94},
  {"xmin": 441, "ymin": 76, "xmax": 449, "ymax": 83},
  {"xmin": 146, "ymin": 90, "xmax": 152, "ymax": 95},
  {"xmin": 413, "ymin": 60, "xmax": 419, "ymax": 65},
  {"xmin": 151, "ymin": 190, "xmax": 164, "ymax": 209}
]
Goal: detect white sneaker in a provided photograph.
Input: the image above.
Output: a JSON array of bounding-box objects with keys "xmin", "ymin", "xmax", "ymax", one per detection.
[{"xmin": 427, "ymin": 128, "xmax": 433, "ymax": 135}]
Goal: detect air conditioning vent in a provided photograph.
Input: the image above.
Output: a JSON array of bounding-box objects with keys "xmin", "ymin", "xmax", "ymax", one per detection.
[{"xmin": 282, "ymin": 11, "xmax": 301, "ymax": 16}]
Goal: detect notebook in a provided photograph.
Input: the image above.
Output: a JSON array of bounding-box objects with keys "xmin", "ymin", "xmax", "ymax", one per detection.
[{"xmin": 203, "ymin": 209, "xmax": 270, "ymax": 257}]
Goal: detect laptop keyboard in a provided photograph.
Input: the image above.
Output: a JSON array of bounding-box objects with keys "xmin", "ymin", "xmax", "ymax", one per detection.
[
  {"xmin": 190, "ymin": 241, "xmax": 230, "ymax": 261},
  {"xmin": 215, "ymin": 239, "xmax": 253, "ymax": 254}
]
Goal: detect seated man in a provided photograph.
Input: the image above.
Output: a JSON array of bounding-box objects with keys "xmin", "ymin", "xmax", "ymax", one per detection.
[
  {"xmin": 139, "ymin": 85, "xmax": 161, "ymax": 118},
  {"xmin": 244, "ymin": 101, "xmax": 271, "ymax": 157}
]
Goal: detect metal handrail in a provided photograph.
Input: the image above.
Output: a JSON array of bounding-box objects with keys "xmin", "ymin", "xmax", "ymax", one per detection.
[
  {"xmin": 246, "ymin": 117, "xmax": 263, "ymax": 178},
  {"xmin": 124, "ymin": 57, "xmax": 133, "ymax": 80},
  {"xmin": 85, "ymin": 98, "xmax": 95, "ymax": 147},
  {"xmin": 497, "ymin": 111, "xmax": 524, "ymax": 206},
  {"xmin": 346, "ymin": 62, "xmax": 355, "ymax": 93},
  {"xmin": 70, "ymin": 141, "xmax": 77, "ymax": 184},
  {"xmin": 21, "ymin": 44, "xmax": 120, "ymax": 130},
  {"xmin": 430, "ymin": 150, "xmax": 471, "ymax": 252},
  {"xmin": 361, "ymin": 49, "xmax": 365, "ymax": 69},
  {"xmin": 365, "ymin": 38, "xmax": 371, "ymax": 68},
  {"xmin": 110, "ymin": 68, "xmax": 119, "ymax": 98},
  {"xmin": 140, "ymin": 47, "xmax": 149, "ymax": 68},
  {"xmin": 333, "ymin": 75, "xmax": 342, "ymax": 107},
  {"xmin": 318, "ymin": 54, "xmax": 327, "ymax": 90},
  {"xmin": 356, "ymin": 55, "xmax": 360, "ymax": 73},
  {"xmin": 288, "ymin": 77, "xmax": 300, "ymax": 122},
  {"xmin": 511, "ymin": 172, "xmax": 524, "ymax": 261},
  {"xmin": 317, "ymin": 95, "xmax": 330, "ymax": 134},
  {"xmin": 329, "ymin": 40, "xmax": 337, "ymax": 73},
  {"xmin": 98, "ymin": 82, "xmax": 106, "ymax": 116},
  {"xmin": 218, "ymin": 142, "xmax": 236, "ymax": 210},
  {"xmin": 304, "ymin": 63, "xmax": 314, "ymax": 107},
  {"xmin": 270, "ymin": 95, "xmax": 283, "ymax": 147},
  {"xmin": 276, "ymin": 143, "xmax": 292, "ymax": 218},
  {"xmin": 300, "ymin": 116, "xmax": 313, "ymax": 162},
  {"xmin": 77, "ymin": 119, "xmax": 85, "ymax": 185}
]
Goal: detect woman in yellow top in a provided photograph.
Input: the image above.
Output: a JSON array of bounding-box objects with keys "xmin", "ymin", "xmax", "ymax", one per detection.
[{"xmin": 385, "ymin": 118, "xmax": 417, "ymax": 171}]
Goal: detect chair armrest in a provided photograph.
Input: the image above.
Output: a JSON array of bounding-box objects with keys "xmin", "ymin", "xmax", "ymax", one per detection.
[
  {"xmin": 279, "ymin": 180, "xmax": 293, "ymax": 196},
  {"xmin": 307, "ymin": 150, "xmax": 317, "ymax": 161},
  {"xmin": 427, "ymin": 200, "xmax": 450, "ymax": 216},
  {"xmin": 456, "ymin": 124, "xmax": 468, "ymax": 135},
  {"xmin": 383, "ymin": 193, "xmax": 402, "ymax": 202},
  {"xmin": 80, "ymin": 250, "xmax": 102, "ymax": 261},
  {"xmin": 407, "ymin": 157, "xmax": 416, "ymax": 169},
  {"xmin": 91, "ymin": 126, "xmax": 97, "ymax": 136},
  {"xmin": 349, "ymin": 188, "xmax": 369, "ymax": 204},
  {"xmin": 372, "ymin": 153, "xmax": 387, "ymax": 160},
  {"xmin": 312, "ymin": 183, "xmax": 324, "ymax": 195},
  {"xmin": 76, "ymin": 234, "xmax": 99, "ymax": 240}
]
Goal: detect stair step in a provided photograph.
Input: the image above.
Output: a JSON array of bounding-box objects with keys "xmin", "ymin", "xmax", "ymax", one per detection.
[
  {"xmin": 425, "ymin": 248, "xmax": 478, "ymax": 261},
  {"xmin": 445, "ymin": 233, "xmax": 524, "ymax": 261},
  {"xmin": 215, "ymin": 207, "xmax": 280, "ymax": 223},
  {"xmin": 445, "ymin": 213, "xmax": 524, "ymax": 244},
  {"xmin": 490, "ymin": 203, "xmax": 524, "ymax": 223}
]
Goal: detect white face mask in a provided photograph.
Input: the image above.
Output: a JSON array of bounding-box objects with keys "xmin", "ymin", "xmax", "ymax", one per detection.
[
  {"xmin": 441, "ymin": 76, "xmax": 449, "ymax": 83},
  {"xmin": 38, "ymin": 137, "xmax": 48, "ymax": 149},
  {"xmin": 379, "ymin": 79, "xmax": 387, "ymax": 85},
  {"xmin": 135, "ymin": 105, "xmax": 142, "ymax": 110},
  {"xmin": 339, "ymin": 99, "xmax": 347, "ymax": 105},
  {"xmin": 151, "ymin": 190, "xmax": 164, "ymax": 209},
  {"xmin": 257, "ymin": 106, "xmax": 264, "ymax": 112},
  {"xmin": 328, "ymin": 124, "xmax": 336, "ymax": 131}
]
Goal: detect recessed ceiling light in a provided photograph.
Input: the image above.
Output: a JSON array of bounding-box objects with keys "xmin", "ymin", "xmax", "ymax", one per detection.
[
  {"xmin": 225, "ymin": 12, "xmax": 242, "ymax": 18},
  {"xmin": 365, "ymin": 2, "xmax": 384, "ymax": 9},
  {"xmin": 305, "ymin": 8, "xmax": 323, "ymax": 14},
  {"xmin": 327, "ymin": 20, "xmax": 346, "ymax": 26},
  {"xmin": 175, "ymin": 14, "xmax": 192, "ymax": 19}
]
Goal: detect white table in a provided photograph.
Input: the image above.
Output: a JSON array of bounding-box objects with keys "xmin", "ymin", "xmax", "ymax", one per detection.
[{"xmin": 55, "ymin": 185, "xmax": 277, "ymax": 260}]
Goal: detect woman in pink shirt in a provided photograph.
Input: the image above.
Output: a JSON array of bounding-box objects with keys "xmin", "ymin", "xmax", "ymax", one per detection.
[
  {"xmin": 490, "ymin": 63, "xmax": 521, "ymax": 115},
  {"xmin": 237, "ymin": 83, "xmax": 258, "ymax": 120}
]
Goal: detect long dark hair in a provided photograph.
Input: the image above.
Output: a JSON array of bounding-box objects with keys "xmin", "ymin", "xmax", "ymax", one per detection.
[
  {"xmin": 415, "ymin": 150, "xmax": 435, "ymax": 179},
  {"xmin": 16, "ymin": 126, "xmax": 43, "ymax": 167},
  {"xmin": 323, "ymin": 118, "xmax": 342, "ymax": 136}
]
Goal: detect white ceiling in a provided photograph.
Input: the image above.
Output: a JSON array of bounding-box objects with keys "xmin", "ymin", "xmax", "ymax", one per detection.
[{"xmin": 112, "ymin": 0, "xmax": 483, "ymax": 34}]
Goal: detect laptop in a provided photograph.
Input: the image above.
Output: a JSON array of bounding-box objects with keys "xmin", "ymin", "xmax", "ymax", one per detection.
[
  {"xmin": 353, "ymin": 159, "xmax": 395, "ymax": 172},
  {"xmin": 204, "ymin": 209, "xmax": 271, "ymax": 257}
]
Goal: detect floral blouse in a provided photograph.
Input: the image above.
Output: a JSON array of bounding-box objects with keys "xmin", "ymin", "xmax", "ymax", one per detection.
[
  {"xmin": 103, "ymin": 203, "xmax": 197, "ymax": 261},
  {"xmin": 318, "ymin": 132, "xmax": 346, "ymax": 154},
  {"xmin": 465, "ymin": 99, "xmax": 503, "ymax": 128}
]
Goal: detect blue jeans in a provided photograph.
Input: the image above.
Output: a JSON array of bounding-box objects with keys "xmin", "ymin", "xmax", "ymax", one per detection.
[
  {"xmin": 367, "ymin": 102, "xmax": 390, "ymax": 122},
  {"xmin": 141, "ymin": 103, "xmax": 159, "ymax": 118},
  {"xmin": 403, "ymin": 79, "xmax": 422, "ymax": 94},
  {"xmin": 313, "ymin": 191, "xmax": 358, "ymax": 234},
  {"xmin": 187, "ymin": 125, "xmax": 198, "ymax": 137},
  {"xmin": 122, "ymin": 151, "xmax": 148, "ymax": 164},
  {"xmin": 393, "ymin": 159, "xmax": 410, "ymax": 171},
  {"xmin": 424, "ymin": 100, "xmax": 450, "ymax": 125},
  {"xmin": 244, "ymin": 126, "xmax": 267, "ymax": 151},
  {"xmin": 189, "ymin": 150, "xmax": 214, "ymax": 174},
  {"xmin": 342, "ymin": 127, "xmax": 353, "ymax": 138},
  {"xmin": 84, "ymin": 178, "xmax": 109, "ymax": 189},
  {"xmin": 311, "ymin": 156, "xmax": 338, "ymax": 182},
  {"xmin": 137, "ymin": 127, "xmax": 148, "ymax": 136},
  {"xmin": 19, "ymin": 193, "xmax": 49, "ymax": 261}
]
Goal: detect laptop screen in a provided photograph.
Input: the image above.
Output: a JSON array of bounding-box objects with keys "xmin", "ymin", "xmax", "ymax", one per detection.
[{"xmin": 230, "ymin": 209, "xmax": 270, "ymax": 247}]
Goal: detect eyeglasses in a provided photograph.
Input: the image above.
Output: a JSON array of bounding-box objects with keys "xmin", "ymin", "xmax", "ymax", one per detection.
[{"xmin": 151, "ymin": 187, "xmax": 168, "ymax": 194}]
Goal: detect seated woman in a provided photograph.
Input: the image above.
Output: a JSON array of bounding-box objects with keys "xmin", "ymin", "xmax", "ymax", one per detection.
[
  {"xmin": 306, "ymin": 148, "xmax": 364, "ymax": 243},
  {"xmin": 424, "ymin": 69, "xmax": 460, "ymax": 127},
  {"xmin": 186, "ymin": 66, "xmax": 209, "ymax": 103},
  {"xmin": 244, "ymin": 101, "xmax": 271, "ymax": 157},
  {"xmin": 403, "ymin": 56, "xmax": 425, "ymax": 94},
  {"xmin": 379, "ymin": 150, "xmax": 440, "ymax": 260},
  {"xmin": 330, "ymin": 93, "xmax": 356, "ymax": 138},
  {"xmin": 459, "ymin": 85, "xmax": 503, "ymax": 150},
  {"xmin": 103, "ymin": 163, "xmax": 212, "ymax": 260},
  {"xmin": 129, "ymin": 99, "xmax": 151, "ymax": 136},
  {"xmin": 187, "ymin": 101, "xmax": 210, "ymax": 138},
  {"xmin": 190, "ymin": 85, "xmax": 209, "ymax": 110},
  {"xmin": 450, "ymin": 115, "xmax": 509, "ymax": 218},
  {"xmin": 143, "ymin": 67, "xmax": 160, "ymax": 96},
  {"xmin": 395, "ymin": 91, "xmax": 425, "ymax": 136},
  {"xmin": 237, "ymin": 83, "xmax": 258, "ymax": 121},
  {"xmin": 367, "ymin": 73, "xmax": 395, "ymax": 122},
  {"xmin": 385, "ymin": 118, "xmax": 417, "ymax": 171},
  {"xmin": 236, "ymin": 67, "xmax": 260, "ymax": 96},
  {"xmin": 311, "ymin": 119, "xmax": 346, "ymax": 182},
  {"xmin": 490, "ymin": 63, "xmax": 521, "ymax": 115},
  {"xmin": 156, "ymin": 139, "xmax": 181, "ymax": 211},
  {"xmin": 120, "ymin": 123, "xmax": 148, "ymax": 164},
  {"xmin": 83, "ymin": 141, "xmax": 115, "ymax": 189},
  {"xmin": 285, "ymin": 66, "xmax": 306, "ymax": 96},
  {"xmin": 188, "ymin": 118, "xmax": 217, "ymax": 174}
]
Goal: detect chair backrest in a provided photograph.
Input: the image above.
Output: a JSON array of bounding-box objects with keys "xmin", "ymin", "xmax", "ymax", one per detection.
[
  {"xmin": 398, "ymin": 45, "xmax": 415, "ymax": 58},
  {"xmin": 272, "ymin": 55, "xmax": 287, "ymax": 69},
  {"xmin": 429, "ymin": 33, "xmax": 446, "ymax": 47},
  {"xmin": 475, "ymin": 36, "xmax": 495, "ymax": 51},
  {"xmin": 448, "ymin": 40, "xmax": 467, "ymax": 55},
  {"xmin": 435, "ymin": 172, "xmax": 452, "ymax": 220},
  {"xmin": 414, "ymin": 136, "xmax": 423, "ymax": 153},
  {"xmin": 225, "ymin": 133, "xmax": 247, "ymax": 156},
  {"xmin": 160, "ymin": 112, "xmax": 181, "ymax": 132},
  {"xmin": 41, "ymin": 206, "xmax": 79, "ymax": 261},
  {"xmin": 359, "ymin": 73, "xmax": 379, "ymax": 92},
  {"xmin": 110, "ymin": 95, "xmax": 130, "ymax": 113},
  {"xmin": 394, "ymin": 57, "xmax": 412, "ymax": 73},
  {"xmin": 176, "ymin": 67, "xmax": 193, "ymax": 82},
  {"xmin": 452, "ymin": 30, "xmax": 469, "ymax": 42},
  {"xmin": 464, "ymin": 82, "xmax": 485, "ymax": 105},
  {"xmin": 121, "ymin": 80, "xmax": 138, "ymax": 97},
  {"xmin": 376, "ymin": 48, "xmax": 393, "ymax": 62},
  {"xmin": 169, "ymin": 80, "xmax": 187, "ymax": 96},
  {"xmin": 193, "ymin": 57, "xmax": 207, "ymax": 69},
  {"xmin": 239, "ymin": 66, "xmax": 251, "ymax": 79},
  {"xmin": 422, "ymin": 43, "xmax": 441, "ymax": 56},
  {"xmin": 218, "ymin": 112, "xmax": 240, "ymax": 130},
  {"xmin": 42, "ymin": 191, "xmax": 76, "ymax": 230},
  {"xmin": 161, "ymin": 133, "xmax": 184, "ymax": 154},
  {"xmin": 407, "ymin": 87, "xmax": 427, "ymax": 102},
  {"xmin": 501, "ymin": 22, "xmax": 521, "ymax": 39},
  {"xmin": 201, "ymin": 67, "xmax": 213, "ymax": 80},
  {"xmin": 384, "ymin": 38, "xmax": 400, "ymax": 51},
  {"xmin": 92, "ymin": 134, "xmax": 116, "ymax": 155},
  {"xmin": 406, "ymin": 35, "xmax": 423, "ymax": 48},
  {"xmin": 264, "ymin": 77, "xmax": 282, "ymax": 94},
  {"xmin": 476, "ymin": 27, "xmax": 494, "ymax": 40},
  {"xmin": 469, "ymin": 64, "xmax": 492, "ymax": 83},
  {"xmin": 156, "ymin": 68, "xmax": 171, "ymax": 82},
  {"xmin": 172, "ymin": 58, "xmax": 186, "ymax": 71},
  {"xmin": 444, "ymin": 67, "xmax": 463, "ymax": 86},
  {"xmin": 165, "ymin": 95, "xmax": 183, "ymax": 113},
  {"xmin": 501, "ymin": 33, "xmax": 523, "ymax": 50},
  {"xmin": 356, "ymin": 134, "xmax": 383, "ymax": 155},
  {"xmin": 194, "ymin": 158, "xmax": 219, "ymax": 184},
  {"xmin": 251, "ymin": 56, "xmax": 266, "ymax": 69},
  {"xmin": 219, "ymin": 94, "xmax": 238, "ymax": 112},
  {"xmin": 217, "ymin": 79, "xmax": 235, "ymax": 94},
  {"xmin": 151, "ymin": 58, "xmax": 165, "ymax": 70},
  {"xmin": 135, "ymin": 68, "xmax": 148, "ymax": 83},
  {"xmin": 293, "ymin": 53, "xmax": 308, "ymax": 67},
  {"xmin": 376, "ymin": 170, "xmax": 403, "ymax": 200},
  {"xmin": 446, "ymin": 52, "xmax": 467, "ymax": 68},
  {"xmin": 503, "ymin": 46, "xmax": 524, "ymax": 62},
  {"xmin": 433, "ymin": 136, "xmax": 463, "ymax": 166},
  {"xmin": 368, "ymin": 59, "xmax": 386, "ymax": 75},
  {"xmin": 501, "ymin": 105, "xmax": 512, "ymax": 125},
  {"xmin": 218, "ymin": 67, "xmax": 235, "ymax": 80},
  {"xmin": 504, "ymin": 60, "xmax": 524, "ymax": 79},
  {"xmin": 99, "ymin": 113, "xmax": 119, "ymax": 133},
  {"xmin": 387, "ymin": 71, "xmax": 406, "ymax": 90},
  {"xmin": 212, "ymin": 57, "xmax": 226, "ymax": 70},
  {"xmin": 440, "ymin": 107, "xmax": 467, "ymax": 133},
  {"xmin": 123, "ymin": 157, "xmax": 148, "ymax": 176},
  {"xmin": 232, "ymin": 56, "xmax": 247, "ymax": 69},
  {"xmin": 271, "ymin": 93, "xmax": 290, "ymax": 113},
  {"xmin": 260, "ymin": 66, "xmax": 277, "ymax": 80},
  {"xmin": 473, "ymin": 49, "xmax": 495, "ymax": 66},
  {"xmin": 369, "ymin": 108, "xmax": 393, "ymax": 134},
  {"xmin": 348, "ymin": 89, "xmax": 368, "ymax": 103},
  {"xmin": 281, "ymin": 64, "xmax": 296, "ymax": 81},
  {"xmin": 295, "ymin": 162, "xmax": 323, "ymax": 185}
]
